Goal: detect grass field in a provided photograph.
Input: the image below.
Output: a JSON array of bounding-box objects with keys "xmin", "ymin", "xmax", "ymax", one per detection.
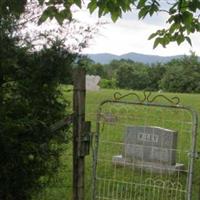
[{"xmin": 33, "ymin": 88, "xmax": 200, "ymax": 200}]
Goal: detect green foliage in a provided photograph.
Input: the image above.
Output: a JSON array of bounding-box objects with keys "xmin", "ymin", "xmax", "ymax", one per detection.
[
  {"xmin": 3, "ymin": 0, "xmax": 200, "ymax": 47},
  {"xmin": 0, "ymin": 0, "xmax": 27, "ymax": 18},
  {"xmin": 160, "ymin": 54, "xmax": 200, "ymax": 93},
  {"xmin": 88, "ymin": 0, "xmax": 133, "ymax": 22},
  {"xmin": 106, "ymin": 59, "xmax": 129, "ymax": 79},
  {"xmin": 0, "ymin": 3, "xmax": 91, "ymax": 198},
  {"xmin": 115, "ymin": 60, "xmax": 149, "ymax": 90},
  {"xmin": 148, "ymin": 1, "xmax": 200, "ymax": 48},
  {"xmin": 78, "ymin": 57, "xmax": 108, "ymax": 78},
  {"xmin": 147, "ymin": 63, "xmax": 166, "ymax": 91},
  {"xmin": 0, "ymin": 34, "xmax": 75, "ymax": 199},
  {"xmin": 100, "ymin": 78, "xmax": 116, "ymax": 89},
  {"xmin": 87, "ymin": 62, "xmax": 107, "ymax": 78},
  {"xmin": 90, "ymin": 54, "xmax": 200, "ymax": 93},
  {"xmin": 33, "ymin": 0, "xmax": 200, "ymax": 47}
]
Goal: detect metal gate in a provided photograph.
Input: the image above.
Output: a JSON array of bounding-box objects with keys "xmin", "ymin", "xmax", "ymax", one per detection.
[{"xmin": 91, "ymin": 92, "xmax": 199, "ymax": 200}]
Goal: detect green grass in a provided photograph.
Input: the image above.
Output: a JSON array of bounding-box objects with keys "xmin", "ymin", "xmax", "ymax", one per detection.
[{"xmin": 34, "ymin": 88, "xmax": 200, "ymax": 200}]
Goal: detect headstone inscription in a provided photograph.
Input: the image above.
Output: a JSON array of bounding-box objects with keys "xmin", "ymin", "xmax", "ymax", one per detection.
[
  {"xmin": 112, "ymin": 126, "xmax": 184, "ymax": 172},
  {"xmin": 125, "ymin": 126, "xmax": 177, "ymax": 164}
]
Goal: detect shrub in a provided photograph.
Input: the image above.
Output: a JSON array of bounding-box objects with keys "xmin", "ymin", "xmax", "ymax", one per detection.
[
  {"xmin": 0, "ymin": 40, "xmax": 74, "ymax": 200},
  {"xmin": 100, "ymin": 78, "xmax": 117, "ymax": 89}
]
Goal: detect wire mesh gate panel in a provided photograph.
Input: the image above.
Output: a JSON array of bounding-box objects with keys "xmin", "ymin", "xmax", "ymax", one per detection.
[{"xmin": 92, "ymin": 92, "xmax": 198, "ymax": 200}]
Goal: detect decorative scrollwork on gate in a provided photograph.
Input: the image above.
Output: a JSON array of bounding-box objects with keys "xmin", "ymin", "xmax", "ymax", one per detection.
[{"xmin": 113, "ymin": 91, "xmax": 180, "ymax": 105}]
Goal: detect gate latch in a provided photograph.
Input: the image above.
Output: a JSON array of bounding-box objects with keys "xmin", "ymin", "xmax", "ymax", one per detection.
[{"xmin": 80, "ymin": 121, "xmax": 91, "ymax": 157}]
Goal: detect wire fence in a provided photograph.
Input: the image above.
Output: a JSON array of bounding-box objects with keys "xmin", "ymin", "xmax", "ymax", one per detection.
[
  {"xmin": 32, "ymin": 91, "xmax": 200, "ymax": 200},
  {"xmin": 92, "ymin": 97, "xmax": 199, "ymax": 200}
]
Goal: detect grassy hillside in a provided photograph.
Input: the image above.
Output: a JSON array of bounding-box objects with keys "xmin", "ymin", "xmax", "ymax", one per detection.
[{"xmin": 33, "ymin": 88, "xmax": 200, "ymax": 200}]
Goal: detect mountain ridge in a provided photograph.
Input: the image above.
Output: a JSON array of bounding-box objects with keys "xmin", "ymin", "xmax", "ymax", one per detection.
[{"xmin": 86, "ymin": 52, "xmax": 185, "ymax": 64}]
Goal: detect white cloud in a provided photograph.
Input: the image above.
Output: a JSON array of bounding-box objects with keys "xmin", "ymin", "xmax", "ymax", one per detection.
[
  {"xmin": 78, "ymin": 10, "xmax": 200, "ymax": 56},
  {"xmin": 20, "ymin": 2, "xmax": 200, "ymax": 57}
]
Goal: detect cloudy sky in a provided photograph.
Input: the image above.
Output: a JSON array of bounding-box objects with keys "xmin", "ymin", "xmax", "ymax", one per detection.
[
  {"xmin": 74, "ymin": 7, "xmax": 200, "ymax": 56},
  {"xmin": 23, "ymin": 1, "xmax": 199, "ymax": 57}
]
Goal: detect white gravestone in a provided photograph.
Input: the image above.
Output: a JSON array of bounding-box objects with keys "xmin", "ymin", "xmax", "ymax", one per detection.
[
  {"xmin": 86, "ymin": 75, "xmax": 101, "ymax": 91},
  {"xmin": 112, "ymin": 126, "xmax": 184, "ymax": 173}
]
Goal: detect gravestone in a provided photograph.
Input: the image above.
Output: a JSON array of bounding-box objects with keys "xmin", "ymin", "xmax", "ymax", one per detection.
[
  {"xmin": 112, "ymin": 126, "xmax": 184, "ymax": 173},
  {"xmin": 86, "ymin": 75, "xmax": 101, "ymax": 91}
]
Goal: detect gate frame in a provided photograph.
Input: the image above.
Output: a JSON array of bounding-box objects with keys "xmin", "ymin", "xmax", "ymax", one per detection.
[{"xmin": 92, "ymin": 91, "xmax": 199, "ymax": 200}]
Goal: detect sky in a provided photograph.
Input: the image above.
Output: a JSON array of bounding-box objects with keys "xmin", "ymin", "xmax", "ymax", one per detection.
[
  {"xmin": 73, "ymin": 7, "xmax": 200, "ymax": 57},
  {"xmin": 22, "ymin": 1, "xmax": 200, "ymax": 57}
]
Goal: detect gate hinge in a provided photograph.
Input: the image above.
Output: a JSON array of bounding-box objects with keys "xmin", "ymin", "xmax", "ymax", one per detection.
[
  {"xmin": 188, "ymin": 151, "xmax": 200, "ymax": 159},
  {"xmin": 79, "ymin": 121, "xmax": 91, "ymax": 157}
]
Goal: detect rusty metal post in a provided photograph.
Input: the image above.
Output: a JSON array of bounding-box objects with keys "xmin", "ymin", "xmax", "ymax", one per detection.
[{"xmin": 73, "ymin": 68, "xmax": 86, "ymax": 200}]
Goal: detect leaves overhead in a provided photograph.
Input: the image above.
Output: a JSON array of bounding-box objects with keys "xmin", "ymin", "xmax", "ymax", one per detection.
[{"xmin": 1, "ymin": 0, "xmax": 200, "ymax": 48}]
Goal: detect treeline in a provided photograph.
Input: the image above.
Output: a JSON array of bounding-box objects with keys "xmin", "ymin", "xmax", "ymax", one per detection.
[{"xmin": 85, "ymin": 53, "xmax": 200, "ymax": 93}]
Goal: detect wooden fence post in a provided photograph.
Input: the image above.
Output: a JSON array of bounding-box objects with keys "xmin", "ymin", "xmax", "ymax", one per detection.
[{"xmin": 73, "ymin": 68, "xmax": 86, "ymax": 200}]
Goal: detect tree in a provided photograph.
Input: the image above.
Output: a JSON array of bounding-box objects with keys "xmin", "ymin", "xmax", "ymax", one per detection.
[
  {"xmin": 115, "ymin": 60, "xmax": 149, "ymax": 90},
  {"xmin": 2, "ymin": 0, "xmax": 200, "ymax": 48},
  {"xmin": 100, "ymin": 78, "xmax": 117, "ymax": 89},
  {"xmin": 106, "ymin": 60, "xmax": 126, "ymax": 79},
  {"xmin": 147, "ymin": 63, "xmax": 166, "ymax": 91},
  {"xmin": 11, "ymin": 0, "xmax": 199, "ymax": 48},
  {"xmin": 86, "ymin": 62, "xmax": 106, "ymax": 78},
  {"xmin": 160, "ymin": 53, "xmax": 200, "ymax": 93},
  {"xmin": 0, "ymin": 1, "xmax": 95, "ymax": 199},
  {"xmin": 0, "ymin": 36, "xmax": 76, "ymax": 199},
  {"xmin": 116, "ymin": 64, "xmax": 135, "ymax": 89}
]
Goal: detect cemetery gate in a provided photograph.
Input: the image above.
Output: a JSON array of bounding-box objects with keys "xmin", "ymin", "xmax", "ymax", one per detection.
[{"xmin": 91, "ymin": 92, "xmax": 199, "ymax": 200}]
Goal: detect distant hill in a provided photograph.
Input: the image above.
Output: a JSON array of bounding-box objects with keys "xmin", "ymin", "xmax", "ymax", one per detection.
[{"xmin": 87, "ymin": 52, "xmax": 184, "ymax": 64}]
